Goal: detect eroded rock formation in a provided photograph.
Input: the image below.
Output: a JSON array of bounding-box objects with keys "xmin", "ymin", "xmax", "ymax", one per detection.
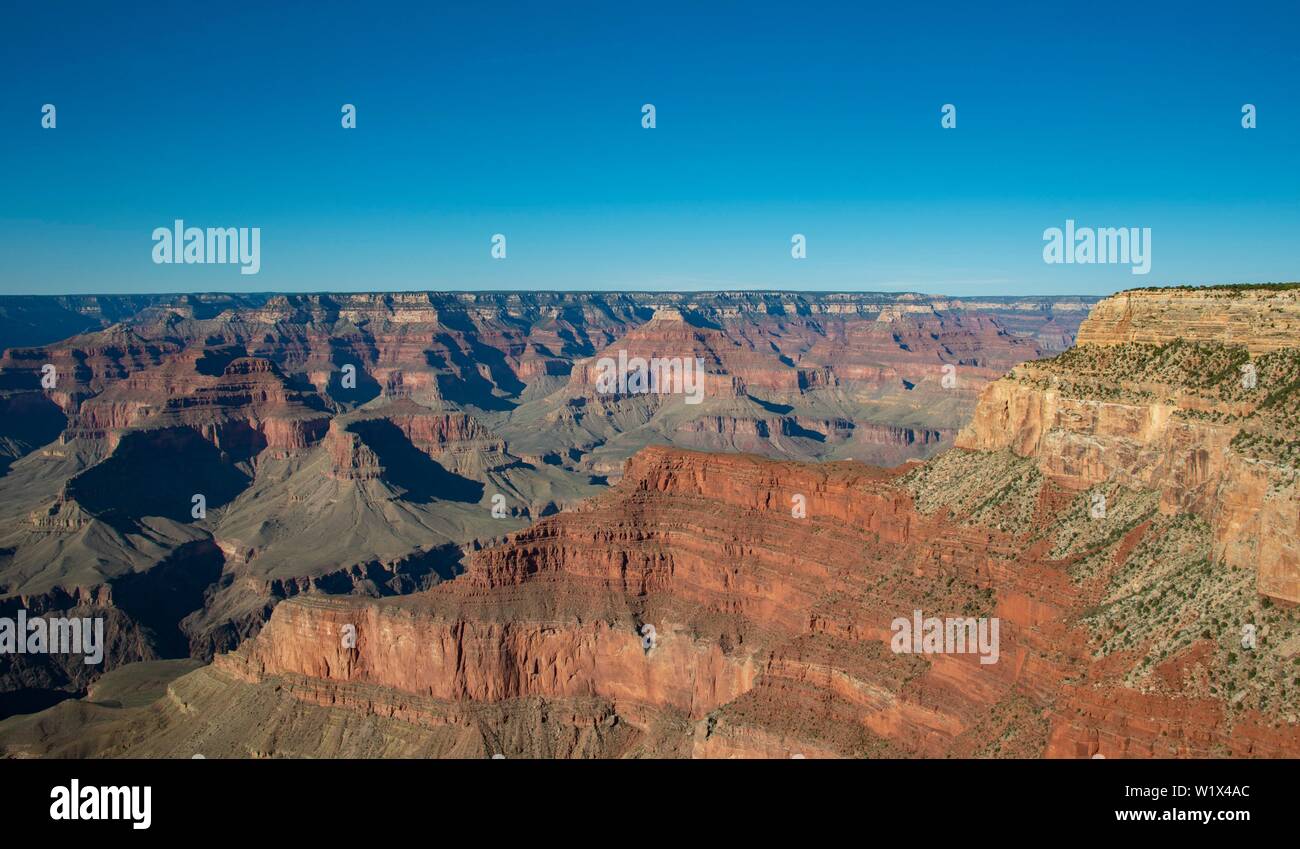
[
  {"xmin": 0, "ymin": 291, "xmax": 1086, "ymax": 711},
  {"xmin": 33, "ymin": 284, "xmax": 1285, "ymax": 759}
]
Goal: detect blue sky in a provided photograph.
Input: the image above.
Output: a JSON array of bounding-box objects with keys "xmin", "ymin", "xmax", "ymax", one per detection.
[{"xmin": 2, "ymin": 0, "xmax": 1297, "ymax": 296}]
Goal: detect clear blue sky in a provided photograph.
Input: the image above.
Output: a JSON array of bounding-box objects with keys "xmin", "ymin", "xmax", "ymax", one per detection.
[{"xmin": 2, "ymin": 0, "xmax": 1297, "ymax": 296}]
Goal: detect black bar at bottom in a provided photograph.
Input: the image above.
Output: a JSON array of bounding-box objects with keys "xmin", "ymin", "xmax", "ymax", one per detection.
[{"xmin": 3, "ymin": 757, "xmax": 1285, "ymax": 837}]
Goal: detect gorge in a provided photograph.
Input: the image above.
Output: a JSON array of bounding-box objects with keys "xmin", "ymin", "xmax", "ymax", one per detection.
[{"xmin": 0, "ymin": 286, "xmax": 1295, "ymax": 758}]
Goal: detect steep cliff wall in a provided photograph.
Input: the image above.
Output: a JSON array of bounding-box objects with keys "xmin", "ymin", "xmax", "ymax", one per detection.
[
  {"xmin": 959, "ymin": 286, "xmax": 1300, "ymax": 603},
  {"xmin": 1077, "ymin": 285, "xmax": 1300, "ymax": 354}
]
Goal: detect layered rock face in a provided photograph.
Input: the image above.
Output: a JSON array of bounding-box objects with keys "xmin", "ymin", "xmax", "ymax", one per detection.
[
  {"xmin": 1076, "ymin": 285, "xmax": 1300, "ymax": 353},
  {"xmin": 47, "ymin": 438, "xmax": 1293, "ymax": 759},
  {"xmin": 158, "ymin": 447, "xmax": 1030, "ymax": 756},
  {"xmin": 958, "ymin": 284, "xmax": 1300, "ymax": 603},
  {"xmin": 0, "ymin": 291, "xmax": 1087, "ymax": 711}
]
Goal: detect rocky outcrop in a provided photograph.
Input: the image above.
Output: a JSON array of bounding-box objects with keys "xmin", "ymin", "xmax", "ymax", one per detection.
[
  {"xmin": 210, "ymin": 447, "xmax": 966, "ymax": 754},
  {"xmin": 959, "ymin": 285, "xmax": 1300, "ymax": 603},
  {"xmin": 1077, "ymin": 285, "xmax": 1300, "ymax": 354},
  {"xmin": 324, "ymin": 422, "xmax": 384, "ymax": 480},
  {"xmin": 183, "ymin": 438, "xmax": 1299, "ymax": 759}
]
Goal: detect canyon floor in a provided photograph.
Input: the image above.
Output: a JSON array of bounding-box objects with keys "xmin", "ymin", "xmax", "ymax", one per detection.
[{"xmin": 1, "ymin": 286, "xmax": 1296, "ymax": 757}]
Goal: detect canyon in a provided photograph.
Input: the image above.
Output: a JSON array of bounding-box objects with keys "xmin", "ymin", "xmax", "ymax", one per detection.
[
  {"xmin": 0, "ymin": 286, "xmax": 1296, "ymax": 758},
  {"xmin": 0, "ymin": 290, "xmax": 1088, "ymax": 714}
]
